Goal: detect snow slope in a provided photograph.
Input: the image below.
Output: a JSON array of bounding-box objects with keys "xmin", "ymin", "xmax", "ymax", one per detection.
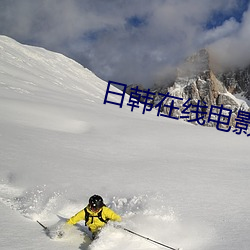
[{"xmin": 0, "ymin": 36, "xmax": 249, "ymax": 250}]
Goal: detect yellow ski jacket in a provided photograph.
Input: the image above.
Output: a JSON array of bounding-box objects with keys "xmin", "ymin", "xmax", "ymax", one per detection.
[{"xmin": 67, "ymin": 206, "xmax": 121, "ymax": 233}]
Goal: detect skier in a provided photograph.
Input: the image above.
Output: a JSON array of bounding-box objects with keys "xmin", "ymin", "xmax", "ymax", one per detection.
[{"xmin": 66, "ymin": 194, "xmax": 121, "ymax": 239}]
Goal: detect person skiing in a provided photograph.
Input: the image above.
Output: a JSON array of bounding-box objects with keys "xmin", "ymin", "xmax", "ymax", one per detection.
[{"xmin": 66, "ymin": 194, "xmax": 121, "ymax": 239}]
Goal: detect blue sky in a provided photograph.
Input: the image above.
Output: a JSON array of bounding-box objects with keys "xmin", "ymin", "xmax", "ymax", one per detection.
[
  {"xmin": 206, "ymin": 0, "xmax": 249, "ymax": 28},
  {"xmin": 0, "ymin": 0, "xmax": 249, "ymax": 87}
]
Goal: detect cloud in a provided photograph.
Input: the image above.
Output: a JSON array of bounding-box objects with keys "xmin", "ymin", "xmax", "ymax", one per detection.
[
  {"xmin": 209, "ymin": 3, "xmax": 250, "ymax": 69},
  {"xmin": 0, "ymin": 0, "xmax": 249, "ymax": 86},
  {"xmin": 200, "ymin": 18, "xmax": 240, "ymax": 45}
]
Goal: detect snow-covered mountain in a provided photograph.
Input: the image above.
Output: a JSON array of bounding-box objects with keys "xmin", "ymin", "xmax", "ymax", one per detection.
[{"xmin": 0, "ymin": 36, "xmax": 250, "ymax": 250}]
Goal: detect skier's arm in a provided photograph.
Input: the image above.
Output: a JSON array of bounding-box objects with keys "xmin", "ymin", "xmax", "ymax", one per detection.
[
  {"xmin": 104, "ymin": 207, "xmax": 122, "ymax": 222},
  {"xmin": 67, "ymin": 209, "xmax": 85, "ymax": 225}
]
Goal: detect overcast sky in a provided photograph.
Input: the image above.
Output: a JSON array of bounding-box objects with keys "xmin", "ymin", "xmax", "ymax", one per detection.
[{"xmin": 0, "ymin": 0, "xmax": 249, "ymax": 87}]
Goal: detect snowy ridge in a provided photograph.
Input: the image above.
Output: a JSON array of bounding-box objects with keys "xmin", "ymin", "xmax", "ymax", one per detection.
[
  {"xmin": 0, "ymin": 35, "xmax": 124, "ymax": 106},
  {"xmin": 0, "ymin": 36, "xmax": 250, "ymax": 250}
]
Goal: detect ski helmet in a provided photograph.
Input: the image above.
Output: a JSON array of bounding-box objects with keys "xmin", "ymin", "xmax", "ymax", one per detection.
[{"xmin": 89, "ymin": 195, "xmax": 104, "ymax": 210}]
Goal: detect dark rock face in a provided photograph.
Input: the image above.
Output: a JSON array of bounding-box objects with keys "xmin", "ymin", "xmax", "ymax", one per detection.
[{"xmin": 217, "ymin": 66, "xmax": 250, "ymax": 99}]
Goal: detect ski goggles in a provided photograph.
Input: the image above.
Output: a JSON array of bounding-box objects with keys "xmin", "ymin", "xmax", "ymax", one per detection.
[{"xmin": 89, "ymin": 205, "xmax": 101, "ymax": 212}]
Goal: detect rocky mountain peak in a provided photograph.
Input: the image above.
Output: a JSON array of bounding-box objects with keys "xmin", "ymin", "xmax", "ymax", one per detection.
[
  {"xmin": 172, "ymin": 48, "xmax": 226, "ymax": 106},
  {"xmin": 127, "ymin": 48, "xmax": 250, "ymax": 129},
  {"xmin": 153, "ymin": 48, "xmax": 250, "ymax": 129},
  {"xmin": 177, "ymin": 48, "xmax": 210, "ymax": 78}
]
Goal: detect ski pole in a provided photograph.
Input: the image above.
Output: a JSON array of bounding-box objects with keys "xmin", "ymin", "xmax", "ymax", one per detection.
[
  {"xmin": 37, "ymin": 220, "xmax": 48, "ymax": 231},
  {"xmin": 122, "ymin": 227, "xmax": 180, "ymax": 250}
]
